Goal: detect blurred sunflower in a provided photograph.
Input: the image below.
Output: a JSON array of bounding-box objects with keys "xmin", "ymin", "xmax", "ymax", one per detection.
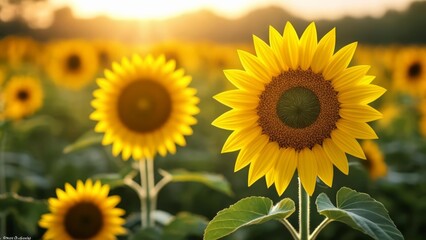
[
  {"xmin": 45, "ymin": 40, "xmax": 98, "ymax": 90},
  {"xmin": 1, "ymin": 75, "xmax": 43, "ymax": 120},
  {"xmin": 361, "ymin": 140, "xmax": 387, "ymax": 180},
  {"xmin": 91, "ymin": 55, "xmax": 199, "ymax": 160},
  {"xmin": 0, "ymin": 36, "xmax": 41, "ymax": 68},
  {"xmin": 39, "ymin": 179, "xmax": 126, "ymax": 240},
  {"xmin": 92, "ymin": 40, "xmax": 125, "ymax": 69},
  {"xmin": 213, "ymin": 22, "xmax": 385, "ymax": 195},
  {"xmin": 393, "ymin": 46, "xmax": 426, "ymax": 95},
  {"xmin": 150, "ymin": 42, "xmax": 200, "ymax": 73}
]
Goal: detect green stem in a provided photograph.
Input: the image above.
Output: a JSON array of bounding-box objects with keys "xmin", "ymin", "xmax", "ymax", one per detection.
[
  {"xmin": 310, "ymin": 218, "xmax": 332, "ymax": 240},
  {"xmin": 146, "ymin": 157, "xmax": 155, "ymax": 227},
  {"xmin": 280, "ymin": 219, "xmax": 299, "ymax": 240},
  {"xmin": 0, "ymin": 130, "xmax": 7, "ymax": 236},
  {"xmin": 139, "ymin": 158, "xmax": 148, "ymax": 229},
  {"xmin": 298, "ymin": 178, "xmax": 310, "ymax": 240}
]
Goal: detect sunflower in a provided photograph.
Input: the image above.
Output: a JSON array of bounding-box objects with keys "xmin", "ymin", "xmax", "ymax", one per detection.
[
  {"xmin": 393, "ymin": 46, "xmax": 426, "ymax": 96},
  {"xmin": 90, "ymin": 54, "xmax": 199, "ymax": 160},
  {"xmin": 1, "ymin": 75, "xmax": 43, "ymax": 120},
  {"xmin": 213, "ymin": 22, "xmax": 385, "ymax": 195},
  {"xmin": 361, "ymin": 140, "xmax": 387, "ymax": 180},
  {"xmin": 92, "ymin": 40, "xmax": 126, "ymax": 69},
  {"xmin": 45, "ymin": 40, "xmax": 99, "ymax": 90},
  {"xmin": 39, "ymin": 179, "xmax": 126, "ymax": 240}
]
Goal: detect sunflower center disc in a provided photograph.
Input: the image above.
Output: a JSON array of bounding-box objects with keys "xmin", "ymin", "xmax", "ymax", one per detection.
[
  {"xmin": 408, "ymin": 62, "xmax": 421, "ymax": 79},
  {"xmin": 257, "ymin": 69, "xmax": 340, "ymax": 150},
  {"xmin": 17, "ymin": 89, "xmax": 29, "ymax": 101},
  {"xmin": 117, "ymin": 80, "xmax": 172, "ymax": 133},
  {"xmin": 277, "ymin": 87, "xmax": 320, "ymax": 128},
  {"xmin": 67, "ymin": 54, "xmax": 81, "ymax": 72},
  {"xmin": 64, "ymin": 202, "xmax": 103, "ymax": 239}
]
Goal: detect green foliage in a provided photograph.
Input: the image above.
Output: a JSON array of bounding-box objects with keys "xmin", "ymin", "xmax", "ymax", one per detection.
[
  {"xmin": 166, "ymin": 169, "xmax": 233, "ymax": 196},
  {"xmin": 63, "ymin": 130, "xmax": 103, "ymax": 154},
  {"xmin": 204, "ymin": 197, "xmax": 295, "ymax": 240},
  {"xmin": 163, "ymin": 212, "xmax": 208, "ymax": 240},
  {"xmin": 0, "ymin": 193, "xmax": 47, "ymax": 235},
  {"xmin": 316, "ymin": 187, "xmax": 404, "ymax": 240}
]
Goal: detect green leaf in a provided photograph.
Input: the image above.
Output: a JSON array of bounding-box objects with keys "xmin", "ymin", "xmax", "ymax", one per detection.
[
  {"xmin": 316, "ymin": 187, "xmax": 404, "ymax": 240},
  {"xmin": 204, "ymin": 196, "xmax": 295, "ymax": 240},
  {"xmin": 163, "ymin": 212, "xmax": 208, "ymax": 240},
  {"xmin": 0, "ymin": 193, "xmax": 48, "ymax": 235},
  {"xmin": 129, "ymin": 227, "xmax": 162, "ymax": 240},
  {"xmin": 166, "ymin": 169, "xmax": 233, "ymax": 196},
  {"xmin": 63, "ymin": 130, "xmax": 103, "ymax": 154}
]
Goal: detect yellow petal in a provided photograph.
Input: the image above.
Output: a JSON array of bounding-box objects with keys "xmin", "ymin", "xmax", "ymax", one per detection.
[
  {"xmin": 268, "ymin": 26, "xmax": 287, "ymax": 71},
  {"xmin": 253, "ymin": 35, "xmax": 280, "ymax": 75},
  {"xmin": 323, "ymin": 42, "xmax": 357, "ymax": 80},
  {"xmin": 224, "ymin": 69, "xmax": 264, "ymax": 92},
  {"xmin": 339, "ymin": 84, "xmax": 386, "ymax": 105},
  {"xmin": 311, "ymin": 28, "xmax": 335, "ymax": 73},
  {"xmin": 212, "ymin": 109, "xmax": 258, "ymax": 131},
  {"xmin": 312, "ymin": 144, "xmax": 333, "ymax": 187},
  {"xmin": 265, "ymin": 168, "xmax": 275, "ymax": 188},
  {"xmin": 336, "ymin": 119, "xmax": 378, "ymax": 139},
  {"xmin": 323, "ymin": 138, "xmax": 349, "ymax": 174},
  {"xmin": 248, "ymin": 142, "xmax": 279, "ymax": 186},
  {"xmin": 222, "ymin": 126, "xmax": 261, "ymax": 153},
  {"xmin": 331, "ymin": 65, "xmax": 370, "ymax": 91},
  {"xmin": 299, "ymin": 22, "xmax": 318, "ymax": 70},
  {"xmin": 234, "ymin": 135, "xmax": 269, "ymax": 172},
  {"xmin": 331, "ymin": 129, "xmax": 366, "ymax": 159},
  {"xmin": 339, "ymin": 104, "xmax": 383, "ymax": 122},
  {"xmin": 238, "ymin": 50, "xmax": 271, "ymax": 82},
  {"xmin": 213, "ymin": 90, "xmax": 259, "ymax": 109},
  {"xmin": 282, "ymin": 22, "xmax": 300, "ymax": 69},
  {"xmin": 358, "ymin": 75, "xmax": 376, "ymax": 85},
  {"xmin": 297, "ymin": 148, "xmax": 317, "ymax": 196},
  {"xmin": 274, "ymin": 148, "xmax": 297, "ymax": 196}
]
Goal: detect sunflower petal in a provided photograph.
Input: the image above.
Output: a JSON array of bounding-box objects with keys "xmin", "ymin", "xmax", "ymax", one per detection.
[
  {"xmin": 299, "ymin": 22, "xmax": 318, "ymax": 70},
  {"xmin": 336, "ymin": 119, "xmax": 378, "ymax": 139},
  {"xmin": 269, "ymin": 26, "xmax": 287, "ymax": 71},
  {"xmin": 332, "ymin": 65, "xmax": 370, "ymax": 91},
  {"xmin": 297, "ymin": 148, "xmax": 317, "ymax": 196},
  {"xmin": 248, "ymin": 142, "xmax": 279, "ymax": 186},
  {"xmin": 224, "ymin": 69, "xmax": 264, "ymax": 91},
  {"xmin": 323, "ymin": 42, "xmax": 357, "ymax": 80},
  {"xmin": 234, "ymin": 135, "xmax": 269, "ymax": 172},
  {"xmin": 311, "ymin": 28, "xmax": 335, "ymax": 73},
  {"xmin": 331, "ymin": 129, "xmax": 366, "ymax": 159},
  {"xmin": 274, "ymin": 148, "xmax": 297, "ymax": 196},
  {"xmin": 340, "ymin": 104, "xmax": 383, "ymax": 122},
  {"xmin": 212, "ymin": 109, "xmax": 257, "ymax": 131},
  {"xmin": 238, "ymin": 50, "xmax": 271, "ymax": 82},
  {"xmin": 282, "ymin": 22, "xmax": 300, "ymax": 69},
  {"xmin": 339, "ymin": 84, "xmax": 386, "ymax": 105},
  {"xmin": 313, "ymin": 144, "xmax": 334, "ymax": 187},
  {"xmin": 323, "ymin": 138, "xmax": 349, "ymax": 175},
  {"xmin": 213, "ymin": 90, "xmax": 259, "ymax": 109},
  {"xmin": 253, "ymin": 35, "xmax": 280, "ymax": 75},
  {"xmin": 222, "ymin": 126, "xmax": 261, "ymax": 153}
]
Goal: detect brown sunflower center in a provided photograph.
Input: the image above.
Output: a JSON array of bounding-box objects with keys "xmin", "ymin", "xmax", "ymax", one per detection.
[
  {"xmin": 408, "ymin": 62, "xmax": 421, "ymax": 79},
  {"xmin": 257, "ymin": 69, "xmax": 340, "ymax": 150},
  {"xmin": 64, "ymin": 202, "xmax": 103, "ymax": 239},
  {"xmin": 67, "ymin": 54, "xmax": 81, "ymax": 72},
  {"xmin": 117, "ymin": 80, "xmax": 172, "ymax": 133},
  {"xmin": 16, "ymin": 89, "xmax": 29, "ymax": 101}
]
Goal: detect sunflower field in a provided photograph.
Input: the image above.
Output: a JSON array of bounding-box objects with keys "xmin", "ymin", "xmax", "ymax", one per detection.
[{"xmin": 1, "ymin": 1, "xmax": 426, "ymax": 240}]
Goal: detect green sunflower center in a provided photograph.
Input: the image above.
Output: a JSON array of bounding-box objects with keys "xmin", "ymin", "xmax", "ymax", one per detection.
[
  {"xmin": 277, "ymin": 87, "xmax": 320, "ymax": 128},
  {"xmin": 67, "ymin": 54, "xmax": 81, "ymax": 72},
  {"xmin": 16, "ymin": 89, "xmax": 29, "ymax": 101},
  {"xmin": 408, "ymin": 62, "xmax": 421, "ymax": 79},
  {"xmin": 117, "ymin": 80, "xmax": 172, "ymax": 133},
  {"xmin": 64, "ymin": 202, "xmax": 103, "ymax": 239},
  {"xmin": 257, "ymin": 69, "xmax": 340, "ymax": 150}
]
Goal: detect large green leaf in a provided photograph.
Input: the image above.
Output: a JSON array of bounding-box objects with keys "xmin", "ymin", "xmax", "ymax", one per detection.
[
  {"xmin": 167, "ymin": 169, "xmax": 233, "ymax": 196},
  {"xmin": 316, "ymin": 187, "xmax": 404, "ymax": 240},
  {"xmin": 0, "ymin": 193, "xmax": 48, "ymax": 235},
  {"xmin": 204, "ymin": 197, "xmax": 295, "ymax": 240},
  {"xmin": 63, "ymin": 130, "xmax": 103, "ymax": 154},
  {"xmin": 163, "ymin": 212, "xmax": 208, "ymax": 240}
]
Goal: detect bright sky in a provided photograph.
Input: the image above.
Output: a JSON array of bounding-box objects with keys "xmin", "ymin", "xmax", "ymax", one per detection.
[{"xmin": 50, "ymin": 0, "xmax": 416, "ymax": 20}]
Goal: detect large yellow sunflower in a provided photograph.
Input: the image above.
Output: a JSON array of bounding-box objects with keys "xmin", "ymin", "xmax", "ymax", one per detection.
[
  {"xmin": 45, "ymin": 40, "xmax": 99, "ymax": 90},
  {"xmin": 213, "ymin": 22, "xmax": 385, "ymax": 195},
  {"xmin": 1, "ymin": 75, "xmax": 43, "ymax": 120},
  {"xmin": 393, "ymin": 46, "xmax": 426, "ymax": 95},
  {"xmin": 90, "ymin": 54, "xmax": 199, "ymax": 160},
  {"xmin": 39, "ymin": 179, "xmax": 126, "ymax": 240},
  {"xmin": 361, "ymin": 140, "xmax": 387, "ymax": 180}
]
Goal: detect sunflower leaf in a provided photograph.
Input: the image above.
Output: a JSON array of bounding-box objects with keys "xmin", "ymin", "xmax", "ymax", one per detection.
[
  {"xmin": 0, "ymin": 193, "xmax": 48, "ymax": 235},
  {"xmin": 166, "ymin": 169, "xmax": 233, "ymax": 196},
  {"xmin": 63, "ymin": 130, "xmax": 103, "ymax": 154},
  {"xmin": 163, "ymin": 212, "xmax": 208, "ymax": 240},
  {"xmin": 204, "ymin": 196, "xmax": 295, "ymax": 240},
  {"xmin": 316, "ymin": 187, "xmax": 404, "ymax": 240}
]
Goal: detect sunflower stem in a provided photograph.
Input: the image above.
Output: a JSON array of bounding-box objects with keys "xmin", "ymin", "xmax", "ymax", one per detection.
[
  {"xmin": 146, "ymin": 157, "xmax": 156, "ymax": 227},
  {"xmin": 0, "ymin": 128, "xmax": 7, "ymax": 236},
  {"xmin": 139, "ymin": 158, "xmax": 148, "ymax": 229},
  {"xmin": 310, "ymin": 218, "xmax": 332, "ymax": 240},
  {"xmin": 279, "ymin": 219, "xmax": 299, "ymax": 240},
  {"xmin": 298, "ymin": 178, "xmax": 310, "ymax": 240}
]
